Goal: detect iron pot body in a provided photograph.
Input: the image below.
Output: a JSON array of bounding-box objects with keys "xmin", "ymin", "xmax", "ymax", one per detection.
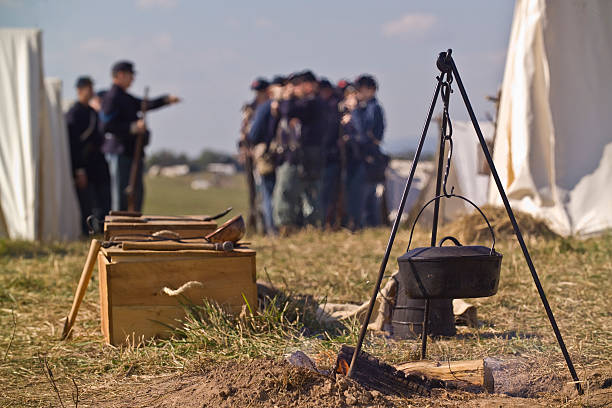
[{"xmin": 397, "ymin": 245, "xmax": 502, "ymax": 299}]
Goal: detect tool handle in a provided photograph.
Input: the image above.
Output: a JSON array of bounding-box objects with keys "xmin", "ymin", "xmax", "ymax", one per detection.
[
  {"xmin": 121, "ymin": 241, "xmax": 233, "ymax": 251},
  {"xmin": 61, "ymin": 239, "xmax": 101, "ymax": 340}
]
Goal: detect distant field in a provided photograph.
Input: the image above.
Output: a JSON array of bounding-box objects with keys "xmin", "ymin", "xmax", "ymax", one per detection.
[{"xmin": 142, "ymin": 171, "xmax": 248, "ymax": 217}]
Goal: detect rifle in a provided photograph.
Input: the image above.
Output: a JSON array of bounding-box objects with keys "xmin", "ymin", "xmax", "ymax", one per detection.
[{"xmin": 126, "ymin": 86, "xmax": 149, "ymax": 212}]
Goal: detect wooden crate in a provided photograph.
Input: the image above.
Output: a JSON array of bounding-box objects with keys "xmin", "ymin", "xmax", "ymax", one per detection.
[
  {"xmin": 103, "ymin": 215, "xmax": 217, "ymax": 241},
  {"xmin": 97, "ymin": 246, "xmax": 256, "ymax": 345}
]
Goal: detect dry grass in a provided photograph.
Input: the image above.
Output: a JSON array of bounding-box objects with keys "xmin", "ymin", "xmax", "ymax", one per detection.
[{"xmin": 0, "ymin": 214, "xmax": 611, "ymax": 406}]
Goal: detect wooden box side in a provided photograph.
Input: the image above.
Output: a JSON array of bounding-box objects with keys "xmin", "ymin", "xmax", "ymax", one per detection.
[{"xmin": 106, "ymin": 252, "xmax": 257, "ymax": 345}]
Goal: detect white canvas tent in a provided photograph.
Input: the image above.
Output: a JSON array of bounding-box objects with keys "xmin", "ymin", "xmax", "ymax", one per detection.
[
  {"xmin": 0, "ymin": 28, "xmax": 80, "ymax": 240},
  {"xmin": 488, "ymin": 0, "xmax": 612, "ymax": 237}
]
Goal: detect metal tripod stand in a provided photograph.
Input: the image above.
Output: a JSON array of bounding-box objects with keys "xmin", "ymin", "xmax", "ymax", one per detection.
[{"xmin": 347, "ymin": 49, "xmax": 583, "ymax": 395}]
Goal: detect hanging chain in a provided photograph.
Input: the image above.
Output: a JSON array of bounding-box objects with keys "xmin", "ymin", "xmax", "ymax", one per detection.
[{"xmin": 440, "ymin": 72, "xmax": 454, "ymax": 197}]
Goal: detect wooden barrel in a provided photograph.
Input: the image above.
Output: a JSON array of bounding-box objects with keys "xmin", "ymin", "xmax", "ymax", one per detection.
[{"xmin": 391, "ymin": 297, "xmax": 455, "ymax": 338}]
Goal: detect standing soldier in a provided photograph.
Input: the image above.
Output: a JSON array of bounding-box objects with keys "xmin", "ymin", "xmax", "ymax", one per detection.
[
  {"xmin": 239, "ymin": 102, "xmax": 257, "ymax": 231},
  {"xmin": 249, "ymin": 77, "xmax": 270, "ymax": 110},
  {"xmin": 240, "ymin": 77, "xmax": 270, "ymax": 233},
  {"xmin": 274, "ymin": 70, "xmax": 325, "ymax": 231},
  {"xmin": 355, "ymin": 74, "xmax": 387, "ymax": 227},
  {"xmin": 66, "ymin": 76, "xmax": 111, "ymax": 235},
  {"xmin": 248, "ymin": 76, "xmax": 284, "ymax": 235},
  {"xmin": 340, "ymin": 85, "xmax": 367, "ymax": 230},
  {"xmin": 318, "ymin": 78, "xmax": 342, "ymax": 227},
  {"xmin": 101, "ymin": 61, "xmax": 180, "ymax": 212}
]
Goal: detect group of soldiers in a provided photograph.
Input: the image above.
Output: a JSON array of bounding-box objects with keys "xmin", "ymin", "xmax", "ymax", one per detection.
[
  {"xmin": 240, "ymin": 71, "xmax": 388, "ymax": 235},
  {"xmin": 66, "ymin": 61, "xmax": 180, "ymax": 235}
]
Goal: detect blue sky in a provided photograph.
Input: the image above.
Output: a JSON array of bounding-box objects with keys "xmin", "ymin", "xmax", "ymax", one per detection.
[{"xmin": 1, "ymin": 0, "xmax": 515, "ymax": 156}]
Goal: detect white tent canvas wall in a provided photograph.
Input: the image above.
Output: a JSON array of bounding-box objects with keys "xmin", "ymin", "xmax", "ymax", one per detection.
[
  {"xmin": 407, "ymin": 121, "xmax": 495, "ymax": 229},
  {"xmin": 489, "ymin": 0, "xmax": 612, "ymax": 237},
  {"xmin": 0, "ymin": 28, "xmax": 80, "ymax": 240}
]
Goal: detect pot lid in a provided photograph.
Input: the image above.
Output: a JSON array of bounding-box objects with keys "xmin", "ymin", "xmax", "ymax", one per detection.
[{"xmin": 398, "ymin": 245, "xmax": 501, "ymax": 261}]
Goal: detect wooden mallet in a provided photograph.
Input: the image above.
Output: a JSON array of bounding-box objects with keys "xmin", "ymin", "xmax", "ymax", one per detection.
[{"xmin": 61, "ymin": 239, "xmax": 101, "ymax": 340}]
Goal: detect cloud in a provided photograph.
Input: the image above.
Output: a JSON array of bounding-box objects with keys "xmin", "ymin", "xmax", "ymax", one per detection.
[
  {"xmin": 136, "ymin": 0, "xmax": 178, "ymax": 9},
  {"xmin": 152, "ymin": 32, "xmax": 173, "ymax": 50},
  {"xmin": 381, "ymin": 13, "xmax": 437, "ymax": 38},
  {"xmin": 254, "ymin": 17, "xmax": 273, "ymax": 29}
]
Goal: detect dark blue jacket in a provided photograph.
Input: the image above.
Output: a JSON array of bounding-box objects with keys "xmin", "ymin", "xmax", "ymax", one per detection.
[
  {"xmin": 101, "ymin": 84, "xmax": 169, "ymax": 156},
  {"xmin": 280, "ymin": 94, "xmax": 326, "ymax": 147},
  {"xmin": 247, "ymin": 100, "xmax": 279, "ymax": 146},
  {"xmin": 66, "ymin": 101, "xmax": 109, "ymax": 183},
  {"xmin": 343, "ymin": 109, "xmax": 370, "ymax": 165},
  {"xmin": 321, "ymin": 96, "xmax": 341, "ymax": 164},
  {"xmin": 358, "ymin": 97, "xmax": 385, "ymax": 143}
]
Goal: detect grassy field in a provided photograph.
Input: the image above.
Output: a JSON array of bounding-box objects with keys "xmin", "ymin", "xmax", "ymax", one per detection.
[
  {"xmin": 0, "ymin": 173, "xmax": 611, "ymax": 407},
  {"xmin": 142, "ymin": 172, "xmax": 248, "ymax": 216}
]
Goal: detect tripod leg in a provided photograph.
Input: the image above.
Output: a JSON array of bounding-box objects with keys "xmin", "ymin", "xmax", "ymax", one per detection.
[
  {"xmin": 347, "ymin": 77, "xmax": 444, "ymax": 378},
  {"xmin": 449, "ymin": 58, "xmax": 583, "ymax": 395}
]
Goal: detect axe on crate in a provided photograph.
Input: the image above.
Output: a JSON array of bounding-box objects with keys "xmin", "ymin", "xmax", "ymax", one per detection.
[
  {"xmin": 121, "ymin": 241, "xmax": 234, "ymax": 251},
  {"xmin": 61, "ymin": 239, "xmax": 101, "ymax": 340}
]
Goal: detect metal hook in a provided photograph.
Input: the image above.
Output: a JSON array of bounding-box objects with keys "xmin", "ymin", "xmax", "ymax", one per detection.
[
  {"xmin": 442, "ymin": 137, "xmax": 454, "ymax": 197},
  {"xmin": 440, "ymin": 72, "xmax": 454, "ymax": 197}
]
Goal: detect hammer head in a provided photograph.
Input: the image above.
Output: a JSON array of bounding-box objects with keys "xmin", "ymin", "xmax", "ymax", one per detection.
[{"xmin": 213, "ymin": 241, "xmax": 234, "ymax": 252}]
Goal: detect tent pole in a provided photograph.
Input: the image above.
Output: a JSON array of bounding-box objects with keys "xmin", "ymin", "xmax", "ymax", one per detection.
[
  {"xmin": 347, "ymin": 73, "xmax": 444, "ymax": 378},
  {"xmin": 448, "ymin": 54, "xmax": 583, "ymax": 395}
]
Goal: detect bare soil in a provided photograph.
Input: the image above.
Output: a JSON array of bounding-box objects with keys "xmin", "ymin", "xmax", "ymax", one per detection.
[{"xmin": 92, "ymin": 359, "xmax": 612, "ymax": 408}]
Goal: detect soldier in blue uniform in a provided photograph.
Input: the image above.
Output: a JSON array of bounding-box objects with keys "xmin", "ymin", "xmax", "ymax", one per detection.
[
  {"xmin": 355, "ymin": 74, "xmax": 387, "ymax": 227},
  {"xmin": 247, "ymin": 76, "xmax": 283, "ymax": 235},
  {"xmin": 318, "ymin": 78, "xmax": 342, "ymax": 227},
  {"xmin": 65, "ymin": 76, "xmax": 110, "ymax": 234},
  {"xmin": 273, "ymin": 71, "xmax": 326, "ymax": 231},
  {"xmin": 101, "ymin": 61, "xmax": 180, "ymax": 211},
  {"xmin": 340, "ymin": 85, "xmax": 368, "ymax": 230}
]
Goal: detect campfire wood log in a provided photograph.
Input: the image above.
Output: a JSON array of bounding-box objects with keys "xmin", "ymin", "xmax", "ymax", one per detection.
[
  {"xmin": 336, "ymin": 345, "xmax": 433, "ymax": 397},
  {"xmin": 397, "ymin": 359, "xmax": 485, "ymax": 393}
]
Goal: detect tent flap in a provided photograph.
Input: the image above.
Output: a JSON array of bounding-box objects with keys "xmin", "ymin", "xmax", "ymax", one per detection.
[
  {"xmin": 488, "ymin": 0, "xmax": 612, "ymax": 237},
  {"xmin": 0, "ymin": 29, "xmax": 80, "ymax": 240}
]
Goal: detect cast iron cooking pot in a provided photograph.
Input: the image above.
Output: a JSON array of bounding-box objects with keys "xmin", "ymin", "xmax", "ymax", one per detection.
[{"xmin": 397, "ymin": 194, "xmax": 502, "ymax": 299}]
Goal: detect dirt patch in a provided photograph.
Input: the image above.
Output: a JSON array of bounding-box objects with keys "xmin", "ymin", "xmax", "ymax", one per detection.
[
  {"xmin": 90, "ymin": 358, "xmax": 612, "ymax": 408},
  {"xmin": 98, "ymin": 360, "xmax": 394, "ymax": 407}
]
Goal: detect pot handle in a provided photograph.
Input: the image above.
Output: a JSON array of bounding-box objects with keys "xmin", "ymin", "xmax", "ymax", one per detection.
[
  {"xmin": 406, "ymin": 193, "xmax": 496, "ymax": 255},
  {"xmin": 438, "ymin": 236, "xmax": 462, "ymax": 247}
]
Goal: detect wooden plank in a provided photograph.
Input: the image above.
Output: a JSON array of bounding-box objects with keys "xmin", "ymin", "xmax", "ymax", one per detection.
[
  {"xmin": 104, "ymin": 225, "xmax": 217, "ymax": 241},
  {"xmin": 110, "ymin": 305, "xmax": 185, "ymax": 344},
  {"xmin": 101, "ymin": 247, "xmax": 255, "ymax": 262},
  {"xmin": 107, "ymin": 257, "xmax": 257, "ymax": 308},
  {"xmin": 396, "ymin": 359, "xmax": 484, "ymax": 386},
  {"xmin": 97, "ymin": 252, "xmax": 112, "ymax": 343}
]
